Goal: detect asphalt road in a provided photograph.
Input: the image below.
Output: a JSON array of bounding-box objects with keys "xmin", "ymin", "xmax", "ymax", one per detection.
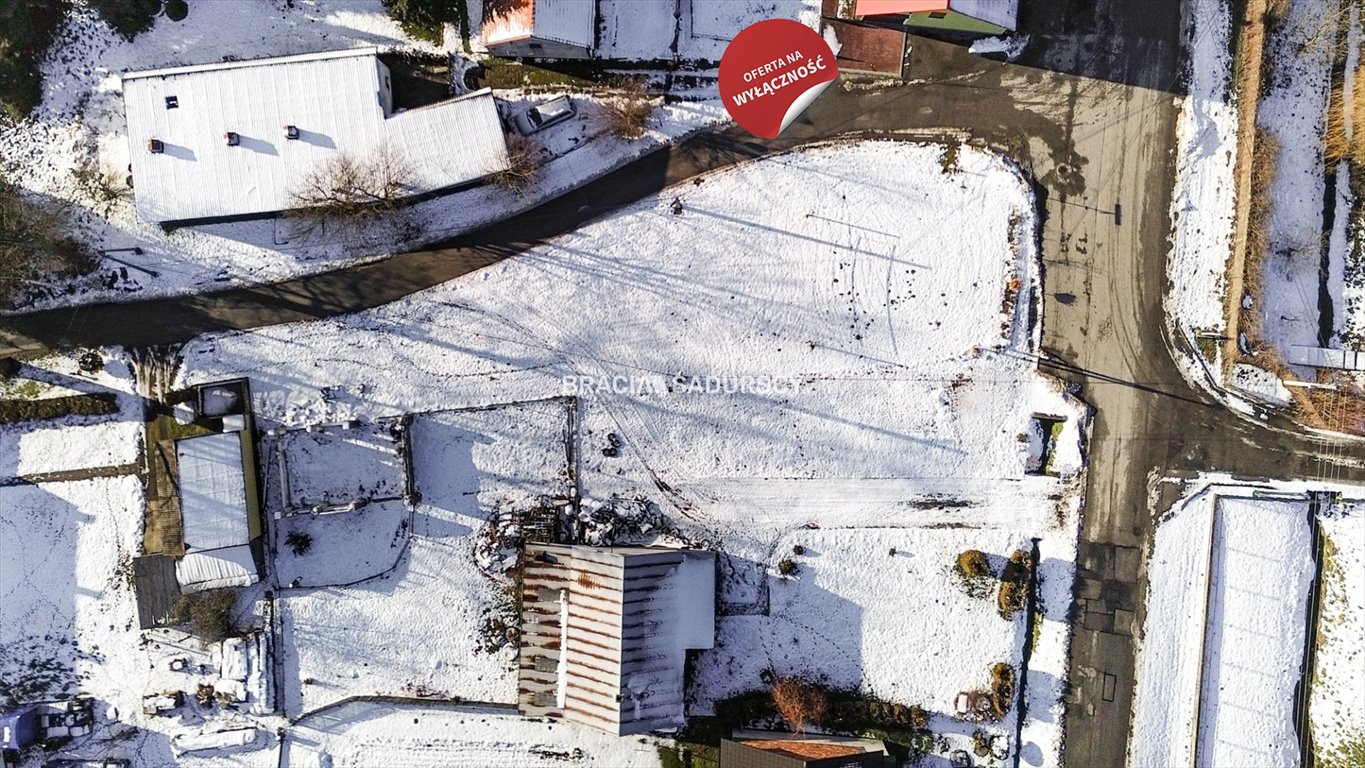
[{"xmin": 2, "ymin": 4, "xmax": 1363, "ymax": 765}]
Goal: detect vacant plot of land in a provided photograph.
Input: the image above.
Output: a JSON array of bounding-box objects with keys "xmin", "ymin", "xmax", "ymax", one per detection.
[{"xmin": 278, "ymin": 401, "xmax": 571, "ymax": 717}]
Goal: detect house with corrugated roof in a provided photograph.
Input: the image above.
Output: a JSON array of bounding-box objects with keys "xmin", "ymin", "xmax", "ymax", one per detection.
[
  {"xmin": 121, "ymin": 47, "xmax": 510, "ymax": 224},
  {"xmin": 517, "ymin": 543, "xmax": 716, "ymax": 735},
  {"xmin": 481, "ymin": 0, "xmax": 596, "ymax": 58}
]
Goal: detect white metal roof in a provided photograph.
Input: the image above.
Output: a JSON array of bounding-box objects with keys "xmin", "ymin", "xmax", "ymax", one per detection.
[
  {"xmin": 534, "ymin": 0, "xmax": 595, "ymax": 48},
  {"xmin": 951, "ymin": 0, "xmax": 1019, "ymax": 30},
  {"xmin": 177, "ymin": 545, "xmax": 259, "ymax": 592},
  {"xmin": 122, "ymin": 48, "xmax": 509, "ymax": 222},
  {"xmin": 176, "ymin": 432, "xmax": 251, "ymax": 552}
]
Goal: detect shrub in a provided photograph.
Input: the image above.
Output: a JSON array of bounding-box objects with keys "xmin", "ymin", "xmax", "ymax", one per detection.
[
  {"xmin": 996, "ymin": 549, "xmax": 1032, "ymax": 619},
  {"xmin": 939, "ymin": 141, "xmax": 961, "ymax": 174},
  {"xmin": 0, "ymin": 176, "xmax": 96, "ymax": 307},
  {"xmin": 771, "ymin": 677, "xmax": 828, "ymax": 735},
  {"xmin": 285, "ymin": 531, "xmax": 312, "ymax": 556},
  {"xmin": 490, "ymin": 134, "xmax": 540, "ymax": 194},
  {"xmin": 791, "ymin": 544, "xmax": 805, "ymax": 556},
  {"xmin": 955, "ymin": 549, "xmax": 994, "ymax": 599},
  {"xmin": 602, "ymin": 81, "xmax": 655, "ymax": 140},
  {"xmin": 171, "ymin": 589, "xmax": 238, "ymax": 644},
  {"xmin": 87, "ymin": 0, "xmax": 161, "ymax": 39},
  {"xmin": 989, "ymin": 662, "xmax": 1016, "ymax": 719},
  {"xmin": 777, "ymin": 558, "xmax": 798, "ymax": 577},
  {"xmin": 77, "ymin": 350, "xmax": 103, "ymax": 373}
]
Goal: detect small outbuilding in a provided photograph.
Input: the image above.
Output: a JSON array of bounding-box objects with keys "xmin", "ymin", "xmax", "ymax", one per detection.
[{"xmin": 517, "ymin": 543, "xmax": 716, "ymax": 735}]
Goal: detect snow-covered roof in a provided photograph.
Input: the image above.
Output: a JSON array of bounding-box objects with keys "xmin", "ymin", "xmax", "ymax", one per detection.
[
  {"xmin": 533, "ymin": 0, "xmax": 595, "ymax": 48},
  {"xmin": 176, "ymin": 432, "xmax": 251, "ymax": 552},
  {"xmin": 122, "ymin": 48, "xmax": 509, "ymax": 222},
  {"xmin": 177, "ymin": 545, "xmax": 259, "ymax": 592},
  {"xmin": 950, "ymin": 0, "xmax": 1018, "ymax": 29}
]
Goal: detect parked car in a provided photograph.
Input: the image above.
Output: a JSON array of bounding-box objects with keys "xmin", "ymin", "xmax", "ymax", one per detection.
[{"xmin": 512, "ymin": 96, "xmax": 575, "ymax": 135}]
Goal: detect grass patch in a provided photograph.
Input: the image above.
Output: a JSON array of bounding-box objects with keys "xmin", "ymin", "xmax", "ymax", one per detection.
[
  {"xmin": 472, "ymin": 57, "xmax": 604, "ymax": 90},
  {"xmin": 0, "ymin": 392, "xmax": 117, "ymax": 425},
  {"xmin": 1317, "ymin": 730, "xmax": 1365, "ymax": 768}
]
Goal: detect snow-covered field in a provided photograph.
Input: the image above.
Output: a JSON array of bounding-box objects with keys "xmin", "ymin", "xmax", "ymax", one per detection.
[
  {"xmin": 1131, "ymin": 477, "xmax": 1365, "ymax": 767},
  {"xmin": 0, "ymin": 0, "xmax": 725, "ymax": 311},
  {"xmin": 176, "ymin": 141, "xmax": 1087, "ymax": 765},
  {"xmin": 1165, "ymin": 0, "xmax": 1237, "ymax": 378}
]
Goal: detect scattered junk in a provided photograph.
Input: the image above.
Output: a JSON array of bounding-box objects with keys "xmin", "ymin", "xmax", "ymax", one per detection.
[{"xmin": 142, "ymin": 691, "xmax": 183, "ymax": 716}]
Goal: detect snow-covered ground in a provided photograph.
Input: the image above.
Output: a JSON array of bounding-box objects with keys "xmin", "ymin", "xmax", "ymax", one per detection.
[
  {"xmin": 1131, "ymin": 476, "xmax": 1365, "ymax": 767},
  {"xmin": 0, "ymin": 350, "xmax": 144, "ymax": 477},
  {"xmin": 1165, "ymin": 0, "xmax": 1237, "ymax": 380},
  {"xmin": 0, "ymin": 0, "xmax": 726, "ymax": 312},
  {"xmin": 1310, "ymin": 504, "xmax": 1365, "ymax": 766},
  {"xmin": 1256, "ymin": 0, "xmax": 1344, "ymax": 369},
  {"xmin": 178, "ymin": 141, "xmax": 1087, "ymax": 765}
]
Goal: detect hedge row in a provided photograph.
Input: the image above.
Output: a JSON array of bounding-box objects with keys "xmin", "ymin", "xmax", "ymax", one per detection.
[{"xmin": 0, "ymin": 392, "xmax": 118, "ymax": 425}]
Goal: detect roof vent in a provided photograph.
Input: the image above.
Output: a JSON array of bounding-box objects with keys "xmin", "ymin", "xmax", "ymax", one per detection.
[
  {"xmin": 224, "ymin": 132, "xmax": 240, "ymax": 147},
  {"xmin": 165, "ymin": 95, "xmax": 178, "ymax": 109},
  {"xmin": 285, "ymin": 125, "xmax": 300, "ymax": 140},
  {"xmin": 148, "ymin": 139, "xmax": 165, "ymax": 153}
]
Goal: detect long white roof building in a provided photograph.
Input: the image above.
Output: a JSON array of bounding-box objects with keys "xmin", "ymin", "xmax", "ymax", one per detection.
[{"xmin": 122, "ymin": 48, "xmax": 509, "ymax": 223}]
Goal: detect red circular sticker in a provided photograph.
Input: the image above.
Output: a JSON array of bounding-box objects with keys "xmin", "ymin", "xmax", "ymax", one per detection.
[{"xmin": 719, "ymin": 19, "xmax": 839, "ymax": 139}]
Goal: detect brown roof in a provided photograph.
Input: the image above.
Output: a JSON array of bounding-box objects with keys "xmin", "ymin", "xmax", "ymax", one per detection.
[
  {"xmin": 824, "ymin": 19, "xmax": 908, "ymax": 77},
  {"xmin": 740, "ymin": 740, "xmax": 865, "ymax": 760}
]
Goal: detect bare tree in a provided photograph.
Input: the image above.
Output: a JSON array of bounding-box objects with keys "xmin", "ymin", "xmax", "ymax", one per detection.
[
  {"xmin": 489, "ymin": 135, "xmax": 540, "ymax": 194},
  {"xmin": 287, "ymin": 145, "xmax": 415, "ymax": 236},
  {"xmin": 771, "ymin": 676, "xmax": 828, "ymax": 735}
]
